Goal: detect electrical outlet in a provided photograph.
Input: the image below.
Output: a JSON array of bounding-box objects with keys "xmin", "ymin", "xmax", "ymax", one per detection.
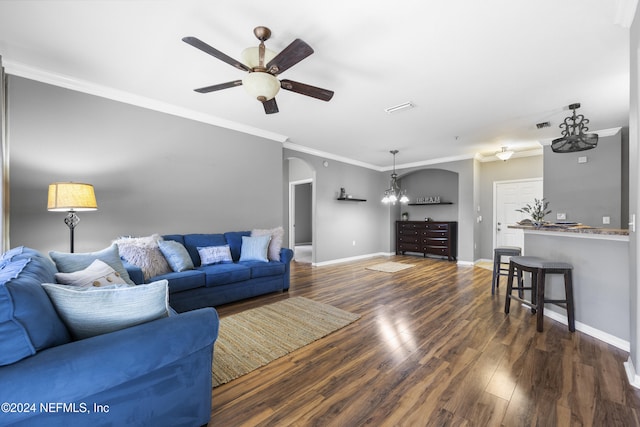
[
  {"xmin": 557, "ymin": 213, "xmax": 566, "ymax": 220},
  {"xmin": 352, "ymin": 240, "xmax": 356, "ymax": 246},
  {"xmin": 603, "ymin": 216, "xmax": 610, "ymax": 225}
]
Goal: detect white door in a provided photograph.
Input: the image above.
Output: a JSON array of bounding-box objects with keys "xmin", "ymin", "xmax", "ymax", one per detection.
[{"xmin": 494, "ymin": 179, "xmax": 543, "ymax": 251}]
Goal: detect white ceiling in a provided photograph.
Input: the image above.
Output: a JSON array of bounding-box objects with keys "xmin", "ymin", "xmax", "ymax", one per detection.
[{"xmin": 0, "ymin": 0, "xmax": 634, "ymax": 169}]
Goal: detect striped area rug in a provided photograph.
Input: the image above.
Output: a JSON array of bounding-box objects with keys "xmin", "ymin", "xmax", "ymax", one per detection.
[{"xmin": 212, "ymin": 297, "xmax": 360, "ymax": 387}]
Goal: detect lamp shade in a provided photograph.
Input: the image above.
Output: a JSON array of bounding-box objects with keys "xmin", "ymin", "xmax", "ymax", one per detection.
[
  {"xmin": 47, "ymin": 182, "xmax": 97, "ymax": 212},
  {"xmin": 242, "ymin": 72, "xmax": 281, "ymax": 101},
  {"xmin": 241, "ymin": 46, "xmax": 277, "ymax": 69}
]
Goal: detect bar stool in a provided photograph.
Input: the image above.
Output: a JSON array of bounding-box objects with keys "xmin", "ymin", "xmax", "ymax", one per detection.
[
  {"xmin": 491, "ymin": 246, "xmax": 521, "ymax": 294},
  {"xmin": 505, "ymin": 256, "xmax": 575, "ymax": 333}
]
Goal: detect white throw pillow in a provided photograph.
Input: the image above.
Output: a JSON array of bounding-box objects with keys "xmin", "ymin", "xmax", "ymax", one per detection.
[
  {"xmin": 55, "ymin": 259, "xmax": 128, "ymax": 288},
  {"xmin": 252, "ymin": 227, "xmax": 284, "ymax": 261},
  {"xmin": 114, "ymin": 234, "xmax": 172, "ymax": 280},
  {"xmin": 41, "ymin": 280, "xmax": 169, "ymax": 340}
]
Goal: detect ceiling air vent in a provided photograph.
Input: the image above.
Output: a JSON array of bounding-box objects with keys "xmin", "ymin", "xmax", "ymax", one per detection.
[{"xmin": 536, "ymin": 121, "xmax": 550, "ymax": 129}]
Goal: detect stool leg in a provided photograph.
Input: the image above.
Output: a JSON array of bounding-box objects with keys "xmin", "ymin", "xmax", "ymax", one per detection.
[
  {"xmin": 530, "ymin": 270, "xmax": 537, "ymax": 314},
  {"xmin": 536, "ymin": 269, "xmax": 545, "ymax": 332},
  {"xmin": 517, "ymin": 267, "xmax": 524, "ymax": 299},
  {"xmin": 492, "ymin": 254, "xmax": 499, "ymax": 295},
  {"xmin": 505, "ymin": 261, "xmax": 515, "ymax": 314},
  {"xmin": 564, "ymin": 270, "xmax": 576, "ymax": 332}
]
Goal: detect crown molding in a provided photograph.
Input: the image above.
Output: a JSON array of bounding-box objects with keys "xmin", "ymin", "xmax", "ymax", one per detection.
[
  {"xmin": 3, "ymin": 60, "xmax": 288, "ymax": 143},
  {"xmin": 614, "ymin": 0, "xmax": 639, "ymax": 28},
  {"xmin": 283, "ymin": 141, "xmax": 384, "ymax": 171}
]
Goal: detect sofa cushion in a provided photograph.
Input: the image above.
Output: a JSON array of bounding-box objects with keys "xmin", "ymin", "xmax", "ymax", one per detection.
[
  {"xmin": 54, "ymin": 259, "xmax": 128, "ymax": 288},
  {"xmin": 223, "ymin": 231, "xmax": 251, "ymax": 262},
  {"xmin": 42, "ymin": 280, "xmax": 170, "ymax": 340},
  {"xmin": 0, "ymin": 247, "xmax": 71, "ymax": 366},
  {"xmin": 252, "ymin": 227, "xmax": 284, "ymax": 261},
  {"xmin": 198, "ymin": 263, "xmax": 251, "ymax": 287},
  {"xmin": 198, "ymin": 245, "xmax": 233, "ymax": 265},
  {"xmin": 183, "ymin": 234, "xmax": 227, "ymax": 266},
  {"xmin": 114, "ymin": 234, "xmax": 172, "ymax": 280},
  {"xmin": 49, "ymin": 244, "xmax": 134, "ymax": 285},
  {"xmin": 159, "ymin": 240, "xmax": 194, "ymax": 272},
  {"xmin": 240, "ymin": 260, "xmax": 286, "ymax": 278},
  {"xmin": 239, "ymin": 235, "xmax": 271, "ymax": 262},
  {"xmin": 153, "ymin": 269, "xmax": 205, "ymax": 293}
]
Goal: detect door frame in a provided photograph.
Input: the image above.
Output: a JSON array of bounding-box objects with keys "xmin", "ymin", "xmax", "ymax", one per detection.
[{"xmin": 492, "ymin": 177, "xmax": 543, "ymax": 250}]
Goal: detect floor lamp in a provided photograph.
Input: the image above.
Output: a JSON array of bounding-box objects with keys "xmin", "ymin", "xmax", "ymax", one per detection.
[{"xmin": 47, "ymin": 182, "xmax": 98, "ymax": 253}]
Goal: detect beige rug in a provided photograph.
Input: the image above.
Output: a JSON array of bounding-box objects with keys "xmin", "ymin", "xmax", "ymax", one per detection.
[
  {"xmin": 212, "ymin": 297, "xmax": 360, "ymax": 387},
  {"xmin": 476, "ymin": 261, "xmax": 493, "ymax": 271},
  {"xmin": 366, "ymin": 261, "xmax": 415, "ymax": 273}
]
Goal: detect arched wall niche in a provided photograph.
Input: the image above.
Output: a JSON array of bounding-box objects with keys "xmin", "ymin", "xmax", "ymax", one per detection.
[{"xmin": 396, "ymin": 168, "xmax": 459, "ymax": 222}]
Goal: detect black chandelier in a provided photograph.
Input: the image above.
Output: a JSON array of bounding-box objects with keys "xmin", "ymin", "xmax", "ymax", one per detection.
[{"xmin": 551, "ymin": 103, "xmax": 598, "ymax": 153}]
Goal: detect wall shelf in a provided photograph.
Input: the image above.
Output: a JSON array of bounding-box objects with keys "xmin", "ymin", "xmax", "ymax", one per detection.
[
  {"xmin": 408, "ymin": 202, "xmax": 453, "ymax": 206},
  {"xmin": 337, "ymin": 197, "xmax": 367, "ymax": 202}
]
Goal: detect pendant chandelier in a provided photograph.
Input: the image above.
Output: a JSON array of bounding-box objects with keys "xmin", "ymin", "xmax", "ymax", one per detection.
[
  {"xmin": 382, "ymin": 150, "xmax": 409, "ymax": 204},
  {"xmin": 551, "ymin": 103, "xmax": 598, "ymax": 153}
]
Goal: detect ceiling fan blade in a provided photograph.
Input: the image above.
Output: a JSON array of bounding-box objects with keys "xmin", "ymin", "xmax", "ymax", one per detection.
[
  {"xmin": 266, "ymin": 39, "xmax": 314, "ymax": 75},
  {"xmin": 182, "ymin": 36, "xmax": 250, "ymax": 72},
  {"xmin": 263, "ymin": 98, "xmax": 279, "ymax": 114},
  {"xmin": 194, "ymin": 80, "xmax": 243, "ymax": 93},
  {"xmin": 280, "ymin": 79, "xmax": 334, "ymax": 101}
]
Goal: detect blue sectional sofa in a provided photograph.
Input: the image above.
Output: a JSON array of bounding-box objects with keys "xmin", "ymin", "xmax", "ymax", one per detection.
[
  {"xmin": 0, "ymin": 247, "xmax": 219, "ymax": 427},
  {"xmin": 124, "ymin": 232, "xmax": 294, "ymax": 313}
]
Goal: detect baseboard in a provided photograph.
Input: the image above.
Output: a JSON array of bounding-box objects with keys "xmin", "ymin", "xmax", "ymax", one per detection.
[
  {"xmin": 624, "ymin": 357, "xmax": 640, "ymax": 389},
  {"xmin": 542, "ymin": 309, "xmax": 630, "ymax": 351},
  {"xmin": 313, "ymin": 252, "xmax": 393, "ymax": 267},
  {"xmin": 475, "ymin": 258, "xmax": 493, "ymax": 264}
]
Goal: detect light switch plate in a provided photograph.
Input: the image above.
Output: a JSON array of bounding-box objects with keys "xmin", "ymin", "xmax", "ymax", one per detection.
[{"xmin": 603, "ymin": 216, "xmax": 610, "ymax": 225}]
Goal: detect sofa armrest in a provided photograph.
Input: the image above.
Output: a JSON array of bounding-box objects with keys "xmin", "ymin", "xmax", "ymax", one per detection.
[
  {"xmin": 0, "ymin": 308, "xmax": 219, "ymax": 407},
  {"xmin": 122, "ymin": 259, "xmax": 145, "ymax": 284},
  {"xmin": 280, "ymin": 247, "xmax": 294, "ymax": 264}
]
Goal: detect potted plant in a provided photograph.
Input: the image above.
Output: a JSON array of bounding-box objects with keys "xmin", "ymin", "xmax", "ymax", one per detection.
[{"xmin": 516, "ymin": 198, "xmax": 551, "ymax": 228}]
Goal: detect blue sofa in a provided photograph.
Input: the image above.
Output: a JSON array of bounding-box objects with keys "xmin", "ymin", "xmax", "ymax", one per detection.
[
  {"xmin": 0, "ymin": 247, "xmax": 219, "ymax": 427},
  {"xmin": 124, "ymin": 232, "xmax": 294, "ymax": 313}
]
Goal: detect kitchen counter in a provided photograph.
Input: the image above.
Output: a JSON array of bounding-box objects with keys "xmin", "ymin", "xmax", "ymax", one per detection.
[
  {"xmin": 507, "ymin": 223, "xmax": 630, "ymax": 349},
  {"xmin": 509, "ymin": 224, "xmax": 629, "ymax": 241}
]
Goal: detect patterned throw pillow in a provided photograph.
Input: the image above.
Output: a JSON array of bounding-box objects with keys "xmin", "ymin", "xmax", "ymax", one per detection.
[
  {"xmin": 41, "ymin": 280, "xmax": 169, "ymax": 340},
  {"xmin": 49, "ymin": 244, "xmax": 134, "ymax": 285},
  {"xmin": 113, "ymin": 234, "xmax": 172, "ymax": 281},
  {"xmin": 55, "ymin": 259, "xmax": 128, "ymax": 288},
  {"xmin": 197, "ymin": 245, "xmax": 233, "ymax": 265},
  {"xmin": 239, "ymin": 235, "xmax": 271, "ymax": 263},
  {"xmin": 252, "ymin": 226, "xmax": 284, "ymax": 261}
]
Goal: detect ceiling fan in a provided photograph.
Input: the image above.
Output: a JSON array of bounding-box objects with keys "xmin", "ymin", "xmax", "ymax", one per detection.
[{"xmin": 182, "ymin": 26, "xmax": 334, "ymax": 114}]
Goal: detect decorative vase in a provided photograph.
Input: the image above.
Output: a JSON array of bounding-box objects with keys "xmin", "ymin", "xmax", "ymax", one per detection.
[{"xmin": 401, "ymin": 213, "xmax": 409, "ymax": 221}]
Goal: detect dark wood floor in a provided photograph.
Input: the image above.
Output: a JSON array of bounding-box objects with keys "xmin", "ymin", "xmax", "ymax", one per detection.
[{"xmin": 208, "ymin": 255, "xmax": 640, "ymax": 426}]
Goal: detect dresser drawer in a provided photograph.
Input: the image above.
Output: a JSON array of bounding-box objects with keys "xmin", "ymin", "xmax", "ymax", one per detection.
[
  {"xmin": 423, "ymin": 238, "xmax": 447, "ymax": 247},
  {"xmin": 425, "ymin": 246, "xmax": 450, "ymax": 256},
  {"xmin": 426, "ymin": 230, "xmax": 449, "ymax": 239},
  {"xmin": 398, "ymin": 243, "xmax": 420, "ymax": 252},
  {"xmin": 399, "ymin": 235, "xmax": 419, "ymax": 244},
  {"xmin": 398, "ymin": 222, "xmax": 419, "ymax": 230},
  {"xmin": 425, "ymin": 223, "xmax": 449, "ymax": 230}
]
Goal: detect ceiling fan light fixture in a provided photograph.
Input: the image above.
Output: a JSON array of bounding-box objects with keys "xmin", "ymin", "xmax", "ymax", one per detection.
[
  {"xmin": 242, "ymin": 72, "xmax": 280, "ymax": 101},
  {"xmin": 495, "ymin": 146, "xmax": 514, "ymax": 161},
  {"xmin": 241, "ymin": 46, "xmax": 277, "ymax": 69}
]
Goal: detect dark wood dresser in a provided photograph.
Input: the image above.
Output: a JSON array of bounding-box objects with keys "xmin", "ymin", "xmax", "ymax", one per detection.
[{"xmin": 396, "ymin": 221, "xmax": 458, "ymax": 261}]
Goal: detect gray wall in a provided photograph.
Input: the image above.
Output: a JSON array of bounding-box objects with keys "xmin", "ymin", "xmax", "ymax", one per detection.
[
  {"xmin": 628, "ymin": 3, "xmax": 640, "ymax": 382},
  {"xmin": 8, "ymin": 76, "xmax": 284, "ymax": 254},
  {"xmin": 284, "ymin": 150, "xmax": 390, "ymax": 264},
  {"xmin": 544, "ymin": 131, "xmax": 623, "ymax": 228},
  {"xmin": 477, "ymin": 155, "xmax": 544, "ymax": 259}
]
